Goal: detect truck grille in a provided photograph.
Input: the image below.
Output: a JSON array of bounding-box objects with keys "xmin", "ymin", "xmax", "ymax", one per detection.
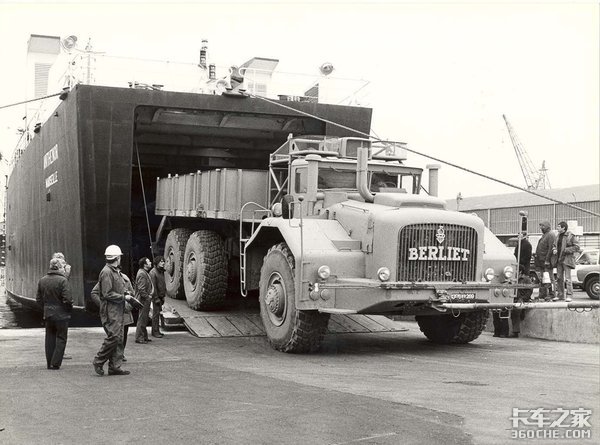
[{"xmin": 397, "ymin": 223, "xmax": 477, "ymax": 282}]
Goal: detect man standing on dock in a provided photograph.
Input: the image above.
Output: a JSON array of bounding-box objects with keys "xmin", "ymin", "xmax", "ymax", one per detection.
[
  {"xmin": 150, "ymin": 256, "xmax": 166, "ymax": 338},
  {"xmin": 552, "ymin": 221, "xmax": 580, "ymax": 302},
  {"xmin": 36, "ymin": 257, "xmax": 73, "ymax": 370},
  {"xmin": 534, "ymin": 220, "xmax": 556, "ymax": 301},
  {"xmin": 135, "ymin": 257, "xmax": 154, "ymax": 344},
  {"xmin": 92, "ymin": 245, "xmax": 133, "ymax": 376}
]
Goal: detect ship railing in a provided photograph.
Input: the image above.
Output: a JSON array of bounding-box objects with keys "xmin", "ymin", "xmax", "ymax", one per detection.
[{"xmin": 47, "ymin": 53, "xmax": 370, "ymax": 107}]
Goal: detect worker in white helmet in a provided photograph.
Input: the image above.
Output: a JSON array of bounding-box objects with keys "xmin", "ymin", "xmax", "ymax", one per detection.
[{"xmin": 92, "ymin": 244, "xmax": 134, "ymax": 376}]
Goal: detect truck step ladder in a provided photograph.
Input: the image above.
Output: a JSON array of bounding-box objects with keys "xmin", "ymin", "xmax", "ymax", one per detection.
[{"xmin": 239, "ymin": 202, "xmax": 271, "ymax": 297}]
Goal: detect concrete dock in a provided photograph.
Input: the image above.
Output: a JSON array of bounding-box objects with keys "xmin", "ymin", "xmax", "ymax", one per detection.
[{"xmin": 1, "ymin": 318, "xmax": 598, "ymax": 444}]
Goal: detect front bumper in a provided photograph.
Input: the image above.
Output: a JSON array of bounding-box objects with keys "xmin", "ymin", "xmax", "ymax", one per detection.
[{"xmin": 303, "ymin": 278, "xmax": 534, "ymax": 315}]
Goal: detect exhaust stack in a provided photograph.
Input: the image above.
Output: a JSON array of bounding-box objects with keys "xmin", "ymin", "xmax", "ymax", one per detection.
[{"xmin": 357, "ymin": 146, "xmax": 375, "ymax": 203}]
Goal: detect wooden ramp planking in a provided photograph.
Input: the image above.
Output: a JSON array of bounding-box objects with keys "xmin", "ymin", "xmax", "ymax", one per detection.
[{"xmin": 163, "ymin": 297, "xmax": 407, "ymax": 338}]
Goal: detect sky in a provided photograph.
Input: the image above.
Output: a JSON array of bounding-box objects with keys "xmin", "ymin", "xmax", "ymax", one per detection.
[{"xmin": 0, "ymin": 0, "xmax": 598, "ymax": 202}]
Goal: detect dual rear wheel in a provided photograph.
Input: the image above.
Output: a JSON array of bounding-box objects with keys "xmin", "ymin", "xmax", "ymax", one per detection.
[{"xmin": 164, "ymin": 229, "xmax": 227, "ymax": 310}]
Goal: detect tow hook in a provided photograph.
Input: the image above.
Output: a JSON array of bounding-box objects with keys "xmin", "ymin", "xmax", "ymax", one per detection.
[
  {"xmin": 430, "ymin": 290, "xmax": 450, "ymax": 312},
  {"xmin": 435, "ymin": 289, "xmax": 449, "ymax": 301}
]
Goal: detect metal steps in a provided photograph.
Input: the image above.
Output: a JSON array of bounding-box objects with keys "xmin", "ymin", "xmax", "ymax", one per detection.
[{"xmin": 162, "ymin": 297, "xmax": 407, "ymax": 338}]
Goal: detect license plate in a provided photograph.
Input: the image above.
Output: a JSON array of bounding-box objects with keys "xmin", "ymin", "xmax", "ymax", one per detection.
[{"xmin": 449, "ymin": 293, "xmax": 476, "ymax": 301}]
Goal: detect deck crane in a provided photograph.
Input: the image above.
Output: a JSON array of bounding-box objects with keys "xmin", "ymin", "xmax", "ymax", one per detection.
[{"xmin": 502, "ymin": 114, "xmax": 551, "ymax": 190}]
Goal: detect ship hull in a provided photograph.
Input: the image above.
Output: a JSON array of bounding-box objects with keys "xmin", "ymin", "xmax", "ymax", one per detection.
[{"xmin": 5, "ymin": 84, "xmax": 372, "ymax": 308}]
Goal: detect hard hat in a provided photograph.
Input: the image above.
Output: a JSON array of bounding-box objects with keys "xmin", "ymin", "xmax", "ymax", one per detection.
[{"xmin": 104, "ymin": 245, "xmax": 123, "ymax": 259}]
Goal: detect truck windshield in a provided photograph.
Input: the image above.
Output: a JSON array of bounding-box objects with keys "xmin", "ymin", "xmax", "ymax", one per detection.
[
  {"xmin": 317, "ymin": 169, "xmax": 356, "ymax": 189},
  {"xmin": 371, "ymin": 172, "xmax": 420, "ymax": 193},
  {"xmin": 316, "ymin": 167, "xmax": 420, "ymax": 193}
]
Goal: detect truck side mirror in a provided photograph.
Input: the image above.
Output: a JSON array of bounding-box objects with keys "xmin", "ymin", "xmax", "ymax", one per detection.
[{"xmin": 281, "ymin": 195, "xmax": 294, "ymax": 220}]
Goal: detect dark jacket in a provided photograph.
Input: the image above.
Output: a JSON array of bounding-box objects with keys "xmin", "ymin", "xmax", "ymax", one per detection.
[
  {"xmin": 514, "ymin": 238, "xmax": 532, "ymax": 274},
  {"xmin": 135, "ymin": 268, "xmax": 154, "ymax": 303},
  {"xmin": 36, "ymin": 270, "xmax": 73, "ymax": 321},
  {"xmin": 149, "ymin": 268, "xmax": 166, "ymax": 304},
  {"xmin": 98, "ymin": 263, "xmax": 126, "ymax": 334},
  {"xmin": 535, "ymin": 230, "xmax": 556, "ymax": 267},
  {"xmin": 553, "ymin": 231, "xmax": 580, "ymax": 268}
]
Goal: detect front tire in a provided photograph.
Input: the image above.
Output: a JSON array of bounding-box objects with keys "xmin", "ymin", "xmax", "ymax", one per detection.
[
  {"xmin": 416, "ymin": 310, "xmax": 489, "ymax": 344},
  {"xmin": 164, "ymin": 228, "xmax": 193, "ymax": 300},
  {"xmin": 259, "ymin": 243, "xmax": 330, "ymax": 353},
  {"xmin": 585, "ymin": 276, "xmax": 599, "ymax": 300},
  {"xmin": 183, "ymin": 230, "xmax": 228, "ymax": 310}
]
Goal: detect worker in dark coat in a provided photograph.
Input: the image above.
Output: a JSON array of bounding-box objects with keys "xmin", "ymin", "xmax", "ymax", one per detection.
[
  {"xmin": 150, "ymin": 256, "xmax": 166, "ymax": 338},
  {"xmin": 514, "ymin": 234, "xmax": 532, "ymax": 276},
  {"xmin": 534, "ymin": 220, "xmax": 556, "ymax": 301},
  {"xmin": 36, "ymin": 257, "xmax": 73, "ymax": 369},
  {"xmin": 135, "ymin": 257, "xmax": 154, "ymax": 344},
  {"xmin": 510, "ymin": 233, "xmax": 534, "ymax": 338},
  {"xmin": 92, "ymin": 245, "xmax": 133, "ymax": 376}
]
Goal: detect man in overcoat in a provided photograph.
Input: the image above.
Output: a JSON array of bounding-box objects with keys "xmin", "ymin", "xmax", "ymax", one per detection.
[{"xmin": 36, "ymin": 257, "xmax": 73, "ymax": 369}]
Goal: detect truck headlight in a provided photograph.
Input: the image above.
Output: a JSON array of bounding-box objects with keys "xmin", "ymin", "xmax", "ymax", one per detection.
[
  {"xmin": 317, "ymin": 265, "xmax": 331, "ymax": 279},
  {"xmin": 377, "ymin": 267, "xmax": 391, "ymax": 282},
  {"xmin": 483, "ymin": 268, "xmax": 495, "ymax": 282},
  {"xmin": 503, "ymin": 266, "xmax": 514, "ymax": 279}
]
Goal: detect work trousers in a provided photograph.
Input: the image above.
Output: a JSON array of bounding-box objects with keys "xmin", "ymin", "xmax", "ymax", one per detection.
[
  {"xmin": 556, "ymin": 263, "xmax": 574, "ymax": 299},
  {"xmin": 45, "ymin": 319, "xmax": 69, "ymax": 368},
  {"xmin": 93, "ymin": 325, "xmax": 124, "ymax": 371},
  {"xmin": 151, "ymin": 300, "xmax": 163, "ymax": 336},
  {"xmin": 123, "ymin": 308, "xmax": 138, "ymax": 350},
  {"xmin": 135, "ymin": 298, "xmax": 151, "ymax": 341},
  {"xmin": 535, "ymin": 265, "xmax": 555, "ymax": 299}
]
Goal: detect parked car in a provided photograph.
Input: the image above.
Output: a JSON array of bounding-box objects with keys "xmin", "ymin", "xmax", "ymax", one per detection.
[{"xmin": 572, "ymin": 249, "xmax": 599, "ymax": 300}]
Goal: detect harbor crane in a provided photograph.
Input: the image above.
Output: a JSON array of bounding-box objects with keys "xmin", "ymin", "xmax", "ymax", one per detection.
[{"xmin": 502, "ymin": 114, "xmax": 551, "ymax": 190}]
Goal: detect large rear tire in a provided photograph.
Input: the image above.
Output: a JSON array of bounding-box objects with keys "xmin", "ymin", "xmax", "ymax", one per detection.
[
  {"xmin": 259, "ymin": 243, "xmax": 330, "ymax": 353},
  {"xmin": 416, "ymin": 310, "xmax": 489, "ymax": 344},
  {"xmin": 164, "ymin": 228, "xmax": 193, "ymax": 300},
  {"xmin": 183, "ymin": 230, "xmax": 228, "ymax": 310}
]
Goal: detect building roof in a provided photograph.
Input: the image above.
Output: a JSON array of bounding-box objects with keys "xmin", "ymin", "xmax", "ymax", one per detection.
[{"xmin": 446, "ymin": 184, "xmax": 599, "ymax": 211}]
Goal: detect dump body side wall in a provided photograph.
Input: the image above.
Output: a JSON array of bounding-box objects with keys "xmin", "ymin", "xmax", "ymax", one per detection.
[{"xmin": 155, "ymin": 169, "xmax": 270, "ymax": 219}]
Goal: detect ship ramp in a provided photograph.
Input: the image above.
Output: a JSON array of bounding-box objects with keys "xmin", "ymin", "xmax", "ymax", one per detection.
[{"xmin": 162, "ymin": 297, "xmax": 407, "ymax": 338}]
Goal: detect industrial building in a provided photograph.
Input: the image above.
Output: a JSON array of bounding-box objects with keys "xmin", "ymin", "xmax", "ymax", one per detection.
[{"xmin": 446, "ymin": 184, "xmax": 599, "ymax": 248}]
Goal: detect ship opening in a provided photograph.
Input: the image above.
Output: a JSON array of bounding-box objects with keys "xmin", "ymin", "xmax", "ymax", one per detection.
[{"xmin": 130, "ymin": 104, "xmax": 324, "ymax": 263}]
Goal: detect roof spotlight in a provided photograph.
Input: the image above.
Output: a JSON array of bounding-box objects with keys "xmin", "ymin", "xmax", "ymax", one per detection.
[
  {"xmin": 60, "ymin": 35, "xmax": 78, "ymax": 51},
  {"xmin": 319, "ymin": 62, "xmax": 334, "ymax": 76}
]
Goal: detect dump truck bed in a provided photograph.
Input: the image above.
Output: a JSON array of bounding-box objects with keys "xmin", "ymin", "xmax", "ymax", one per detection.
[{"xmin": 156, "ymin": 169, "xmax": 269, "ymax": 221}]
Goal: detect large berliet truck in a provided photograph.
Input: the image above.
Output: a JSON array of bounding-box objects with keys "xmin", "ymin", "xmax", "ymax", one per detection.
[{"xmin": 156, "ymin": 135, "xmax": 527, "ymax": 352}]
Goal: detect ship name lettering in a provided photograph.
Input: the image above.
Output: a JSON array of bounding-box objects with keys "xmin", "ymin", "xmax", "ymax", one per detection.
[
  {"xmin": 43, "ymin": 145, "xmax": 58, "ymax": 169},
  {"xmin": 45, "ymin": 171, "xmax": 58, "ymax": 188}
]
